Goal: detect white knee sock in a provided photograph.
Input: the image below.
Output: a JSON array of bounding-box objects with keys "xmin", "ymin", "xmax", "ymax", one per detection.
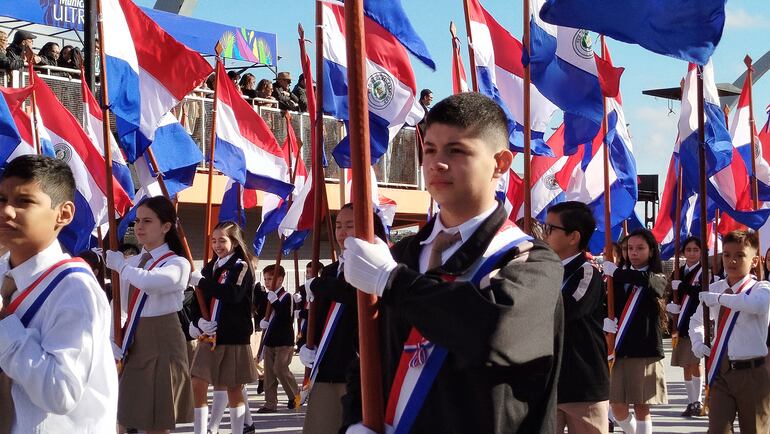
[
  {"xmin": 684, "ymin": 379, "xmax": 694, "ymax": 403},
  {"xmin": 193, "ymin": 407, "xmax": 208, "ymax": 434},
  {"xmin": 242, "ymin": 387, "xmax": 253, "ymax": 425},
  {"xmin": 635, "ymin": 419, "xmax": 652, "ymax": 434},
  {"xmin": 693, "ymin": 375, "xmax": 703, "ymax": 403},
  {"xmin": 207, "ymin": 390, "xmax": 228, "ymax": 432},
  {"xmin": 229, "ymin": 405, "xmax": 246, "ymax": 433},
  {"xmin": 616, "ymin": 414, "xmax": 636, "ymax": 434}
]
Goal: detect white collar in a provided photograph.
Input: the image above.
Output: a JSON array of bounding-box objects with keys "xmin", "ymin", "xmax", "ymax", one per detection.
[
  {"xmin": 631, "ymin": 265, "xmax": 649, "ymax": 271},
  {"xmin": 684, "ymin": 263, "xmax": 697, "ymax": 273},
  {"xmin": 561, "ymin": 252, "xmax": 582, "ymax": 266},
  {"xmin": 7, "ymin": 239, "xmax": 69, "ymax": 291},
  {"xmin": 142, "ymin": 243, "xmax": 172, "ymax": 261},
  {"xmin": 727, "ymin": 274, "xmax": 754, "ymax": 291},
  {"xmin": 420, "ymin": 204, "xmax": 498, "ymax": 246},
  {"xmin": 216, "ymin": 253, "xmax": 234, "ymax": 268}
]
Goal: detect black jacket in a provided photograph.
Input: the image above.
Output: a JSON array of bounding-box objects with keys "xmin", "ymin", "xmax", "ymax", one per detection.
[
  {"xmin": 558, "ymin": 253, "xmax": 609, "ymax": 403},
  {"xmin": 190, "ymin": 253, "xmax": 254, "ymax": 345},
  {"xmin": 264, "ymin": 287, "xmax": 295, "ymax": 347},
  {"xmin": 611, "ymin": 267, "xmax": 667, "ymax": 359},
  {"xmin": 308, "ymin": 262, "xmax": 359, "ymax": 383},
  {"xmin": 0, "ymin": 48, "xmax": 23, "ymax": 72},
  {"xmin": 669, "ymin": 264, "xmax": 703, "ymax": 339},
  {"xmin": 272, "ymin": 85, "xmax": 299, "ymax": 111},
  {"xmin": 291, "ymin": 84, "xmax": 308, "ymax": 112},
  {"xmin": 342, "ymin": 203, "xmax": 564, "ymax": 434}
]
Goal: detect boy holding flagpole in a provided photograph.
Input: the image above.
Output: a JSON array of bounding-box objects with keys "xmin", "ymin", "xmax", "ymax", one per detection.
[{"xmin": 342, "ymin": 92, "xmax": 564, "ymax": 433}]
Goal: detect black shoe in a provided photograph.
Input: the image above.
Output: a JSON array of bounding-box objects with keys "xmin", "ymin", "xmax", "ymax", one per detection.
[
  {"xmin": 691, "ymin": 401, "xmax": 703, "ymax": 417},
  {"xmin": 256, "ymin": 406, "xmax": 277, "ymax": 414},
  {"xmin": 680, "ymin": 402, "xmax": 694, "ymax": 417},
  {"xmin": 288, "ymin": 396, "xmax": 297, "ymax": 409},
  {"xmin": 256, "ymin": 379, "xmax": 264, "ymax": 395},
  {"xmin": 608, "ymin": 419, "xmax": 614, "ymax": 432},
  {"xmin": 243, "ymin": 423, "xmax": 256, "ymax": 434}
]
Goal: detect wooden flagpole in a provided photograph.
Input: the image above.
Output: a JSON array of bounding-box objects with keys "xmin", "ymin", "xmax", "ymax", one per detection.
[
  {"xmin": 696, "ymin": 65, "xmax": 712, "ymax": 416},
  {"xmin": 713, "ymin": 209, "xmax": 720, "ymax": 276},
  {"xmin": 345, "ymin": 0, "xmax": 385, "ymax": 430},
  {"xmin": 95, "ymin": 0, "xmax": 124, "ymax": 345},
  {"xmin": 745, "ymin": 55, "xmax": 764, "ymax": 280},
  {"xmin": 671, "ymin": 163, "xmax": 684, "ymax": 349},
  {"xmin": 521, "ymin": 0, "xmax": 533, "ymax": 234},
  {"xmin": 461, "ymin": 0, "xmax": 478, "ymax": 92},
  {"xmin": 23, "ymin": 51, "xmax": 42, "ymax": 155},
  {"xmin": 203, "ymin": 45, "xmax": 224, "ymax": 265},
  {"xmin": 599, "ymin": 35, "xmax": 615, "ymax": 365},
  {"xmin": 449, "ymin": 22, "xmax": 464, "ymax": 94}
]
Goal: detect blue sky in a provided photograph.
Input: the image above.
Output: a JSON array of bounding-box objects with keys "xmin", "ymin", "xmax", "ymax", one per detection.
[{"xmin": 136, "ymin": 0, "xmax": 770, "ymax": 197}]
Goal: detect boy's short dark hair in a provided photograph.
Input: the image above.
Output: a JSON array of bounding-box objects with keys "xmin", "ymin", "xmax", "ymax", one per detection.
[
  {"xmin": 1, "ymin": 155, "xmax": 75, "ymax": 207},
  {"xmin": 305, "ymin": 261, "xmax": 322, "ymax": 270},
  {"xmin": 425, "ymin": 92, "xmax": 508, "ymax": 151},
  {"xmin": 263, "ymin": 264, "xmax": 286, "ymax": 278},
  {"xmin": 546, "ymin": 201, "xmax": 596, "ymax": 251},
  {"xmin": 723, "ymin": 230, "xmax": 759, "ymax": 253}
]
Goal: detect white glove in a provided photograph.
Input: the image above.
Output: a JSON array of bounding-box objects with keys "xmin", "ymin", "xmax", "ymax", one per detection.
[
  {"xmin": 699, "ymin": 291, "xmax": 720, "ymax": 307},
  {"xmin": 189, "ymin": 270, "xmax": 204, "ymax": 286},
  {"xmin": 112, "ymin": 341, "xmax": 123, "ymax": 361},
  {"xmin": 346, "ymin": 423, "xmax": 377, "ymax": 434},
  {"xmin": 603, "ymin": 317, "xmax": 618, "ymax": 334},
  {"xmin": 105, "ymin": 250, "xmax": 126, "ymax": 272},
  {"xmin": 294, "ymin": 309, "xmax": 301, "ymax": 320},
  {"xmin": 666, "ymin": 302, "xmax": 681, "ymax": 315},
  {"xmin": 305, "ymin": 278, "xmax": 315, "ymax": 302},
  {"xmin": 299, "ymin": 345, "xmax": 317, "ymax": 368},
  {"xmin": 259, "ymin": 319, "xmax": 270, "ymax": 330},
  {"xmin": 691, "ymin": 341, "xmax": 712, "ymax": 359},
  {"xmin": 671, "ymin": 279, "xmax": 682, "ymax": 290},
  {"xmin": 267, "ymin": 290, "xmax": 278, "ymax": 304},
  {"xmin": 188, "ymin": 321, "xmax": 202, "ymax": 339},
  {"xmin": 198, "ymin": 318, "xmax": 218, "ymax": 335},
  {"xmin": 343, "ymin": 237, "xmax": 397, "ymax": 297},
  {"xmin": 602, "ymin": 261, "xmax": 618, "ymax": 277},
  {"xmin": 293, "ymin": 292, "xmax": 303, "ymax": 303}
]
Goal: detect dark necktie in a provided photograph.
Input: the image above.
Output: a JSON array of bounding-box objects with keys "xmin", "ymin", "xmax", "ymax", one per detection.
[{"xmin": 428, "ymin": 231, "xmax": 462, "ymax": 270}]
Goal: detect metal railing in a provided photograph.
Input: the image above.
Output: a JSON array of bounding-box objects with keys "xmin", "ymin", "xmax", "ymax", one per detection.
[{"xmin": 11, "ymin": 69, "xmax": 424, "ymax": 190}]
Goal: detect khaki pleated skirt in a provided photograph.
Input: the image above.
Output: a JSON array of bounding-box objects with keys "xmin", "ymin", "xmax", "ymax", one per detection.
[
  {"xmin": 610, "ymin": 357, "xmax": 668, "ymax": 405},
  {"xmin": 0, "ymin": 372, "xmax": 13, "ymax": 434},
  {"xmin": 191, "ymin": 341, "xmax": 257, "ymax": 387},
  {"xmin": 117, "ymin": 313, "xmax": 194, "ymax": 430},
  {"xmin": 671, "ymin": 336, "xmax": 701, "ymax": 367}
]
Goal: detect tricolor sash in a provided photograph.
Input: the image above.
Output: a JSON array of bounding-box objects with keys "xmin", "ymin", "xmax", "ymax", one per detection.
[
  {"xmin": 119, "ymin": 252, "xmax": 176, "ymax": 361},
  {"xmin": 384, "ymin": 220, "xmax": 531, "ymax": 434},
  {"xmin": 706, "ymin": 278, "xmax": 756, "ymax": 385},
  {"xmin": 308, "ymin": 301, "xmax": 345, "ymax": 388},
  {"xmin": 614, "ymin": 285, "xmax": 644, "ymax": 352},
  {"xmin": 0, "ymin": 258, "xmax": 91, "ymax": 374},
  {"xmin": 257, "ymin": 288, "xmax": 289, "ymax": 362},
  {"xmin": 676, "ymin": 267, "xmax": 700, "ymax": 329}
]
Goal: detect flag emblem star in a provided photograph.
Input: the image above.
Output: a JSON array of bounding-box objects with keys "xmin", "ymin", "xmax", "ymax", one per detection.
[{"xmin": 367, "ymin": 72, "xmax": 395, "ymax": 110}]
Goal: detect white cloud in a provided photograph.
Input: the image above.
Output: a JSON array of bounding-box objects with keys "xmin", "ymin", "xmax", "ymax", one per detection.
[{"xmin": 725, "ymin": 6, "xmax": 770, "ymax": 29}]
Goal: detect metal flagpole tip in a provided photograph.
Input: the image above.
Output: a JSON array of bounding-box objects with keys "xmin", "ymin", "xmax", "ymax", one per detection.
[{"xmin": 214, "ymin": 41, "xmax": 224, "ymax": 57}]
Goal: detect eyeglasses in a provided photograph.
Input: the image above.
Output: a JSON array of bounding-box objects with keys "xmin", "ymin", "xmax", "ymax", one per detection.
[{"xmin": 544, "ymin": 223, "xmax": 569, "ymax": 235}]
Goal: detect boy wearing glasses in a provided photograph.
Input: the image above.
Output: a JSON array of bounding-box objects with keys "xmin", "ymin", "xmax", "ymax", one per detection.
[{"xmin": 544, "ymin": 201, "xmax": 610, "ymax": 433}]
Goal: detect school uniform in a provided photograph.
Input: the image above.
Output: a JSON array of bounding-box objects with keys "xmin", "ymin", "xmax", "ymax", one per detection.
[
  {"xmin": 690, "ymin": 275, "xmax": 770, "ymax": 434},
  {"xmin": 342, "ymin": 202, "xmax": 564, "ymax": 433},
  {"xmin": 609, "ymin": 265, "xmax": 668, "ymax": 405},
  {"xmin": 670, "ymin": 264, "xmax": 703, "ymax": 367},
  {"xmin": 190, "ymin": 252, "xmax": 257, "ymax": 387},
  {"xmin": 0, "ymin": 240, "xmax": 118, "ymax": 433},
  {"xmin": 116, "ymin": 243, "xmax": 194, "ymax": 430},
  {"xmin": 303, "ymin": 262, "xmax": 359, "ymax": 434},
  {"xmin": 557, "ymin": 252, "xmax": 610, "ymax": 433},
  {"xmin": 296, "ymin": 282, "xmax": 309, "ymax": 351},
  {"xmin": 262, "ymin": 286, "xmax": 300, "ymax": 410}
]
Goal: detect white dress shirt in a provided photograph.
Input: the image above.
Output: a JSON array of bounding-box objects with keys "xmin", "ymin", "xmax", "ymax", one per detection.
[
  {"xmin": 119, "ymin": 243, "xmax": 191, "ymax": 318},
  {"xmin": 0, "ymin": 240, "xmax": 118, "ymax": 433},
  {"xmin": 418, "ymin": 205, "xmax": 498, "ymax": 273},
  {"xmin": 689, "ymin": 274, "xmax": 770, "ymax": 360}
]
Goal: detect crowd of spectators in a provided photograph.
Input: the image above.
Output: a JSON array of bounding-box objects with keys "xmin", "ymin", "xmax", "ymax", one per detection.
[{"xmin": 1, "ymin": 29, "xmax": 82, "ymax": 79}]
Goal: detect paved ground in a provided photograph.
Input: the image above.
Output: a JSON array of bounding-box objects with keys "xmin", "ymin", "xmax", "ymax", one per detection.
[{"xmin": 173, "ymin": 339, "xmax": 732, "ymax": 434}]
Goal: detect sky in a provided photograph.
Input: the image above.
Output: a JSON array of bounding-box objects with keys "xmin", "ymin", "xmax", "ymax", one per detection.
[{"xmin": 135, "ymin": 0, "xmax": 770, "ymax": 207}]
